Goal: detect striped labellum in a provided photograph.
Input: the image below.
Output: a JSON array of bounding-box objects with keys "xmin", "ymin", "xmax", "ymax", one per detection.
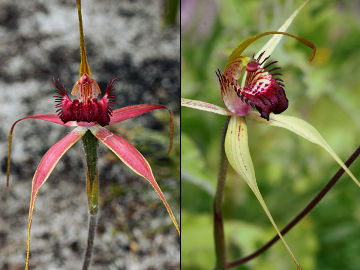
[
  {"xmin": 217, "ymin": 31, "xmax": 316, "ymax": 120},
  {"xmin": 218, "ymin": 52, "xmax": 288, "ymax": 120}
]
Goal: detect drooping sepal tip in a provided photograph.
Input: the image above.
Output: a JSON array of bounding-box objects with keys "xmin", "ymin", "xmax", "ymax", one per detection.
[
  {"xmin": 225, "ymin": 116, "xmax": 302, "ymax": 269},
  {"xmin": 248, "ymin": 111, "xmax": 360, "ymax": 189},
  {"xmin": 25, "ymin": 128, "xmax": 86, "ymax": 270},
  {"xmin": 89, "ymin": 126, "xmax": 180, "ymax": 235},
  {"xmin": 6, "ymin": 114, "xmax": 78, "ymax": 187},
  {"xmin": 76, "ymin": 0, "xmax": 91, "ymax": 78},
  {"xmin": 6, "ymin": 122, "xmax": 17, "ymax": 187},
  {"xmin": 167, "ymin": 109, "xmax": 174, "ymax": 155}
]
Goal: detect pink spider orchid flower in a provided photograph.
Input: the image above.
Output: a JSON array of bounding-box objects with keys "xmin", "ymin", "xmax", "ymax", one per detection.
[
  {"xmin": 182, "ymin": 2, "xmax": 359, "ymax": 269},
  {"xmin": 7, "ymin": 1, "xmax": 179, "ymax": 269}
]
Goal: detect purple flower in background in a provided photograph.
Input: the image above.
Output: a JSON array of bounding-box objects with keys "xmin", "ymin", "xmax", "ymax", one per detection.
[{"xmin": 181, "ymin": 0, "xmax": 218, "ymax": 39}]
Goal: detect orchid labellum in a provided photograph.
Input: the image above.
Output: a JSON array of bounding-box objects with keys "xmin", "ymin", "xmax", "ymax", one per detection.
[
  {"xmin": 181, "ymin": 1, "xmax": 359, "ymax": 269},
  {"xmin": 7, "ymin": 1, "xmax": 179, "ymax": 269}
]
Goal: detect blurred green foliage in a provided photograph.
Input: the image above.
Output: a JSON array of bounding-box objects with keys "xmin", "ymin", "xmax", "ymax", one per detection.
[
  {"xmin": 163, "ymin": 0, "xmax": 179, "ymax": 26},
  {"xmin": 181, "ymin": 0, "xmax": 360, "ymax": 269}
]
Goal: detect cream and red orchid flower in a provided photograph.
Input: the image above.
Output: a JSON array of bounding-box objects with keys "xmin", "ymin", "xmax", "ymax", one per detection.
[
  {"xmin": 7, "ymin": 1, "xmax": 179, "ymax": 269},
  {"xmin": 182, "ymin": 2, "xmax": 359, "ymax": 269}
]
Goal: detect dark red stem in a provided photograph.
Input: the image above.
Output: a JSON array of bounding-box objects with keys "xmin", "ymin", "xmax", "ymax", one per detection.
[
  {"xmin": 227, "ymin": 146, "xmax": 360, "ymax": 268},
  {"xmin": 214, "ymin": 117, "xmax": 230, "ymax": 269}
]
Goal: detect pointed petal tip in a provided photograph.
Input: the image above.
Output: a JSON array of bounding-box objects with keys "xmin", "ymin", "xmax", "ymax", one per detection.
[
  {"xmin": 90, "ymin": 126, "xmax": 180, "ymax": 234},
  {"xmin": 308, "ymin": 43, "xmax": 316, "ymax": 62},
  {"xmin": 6, "ymin": 134, "xmax": 12, "ymax": 187},
  {"xmin": 24, "ymin": 128, "xmax": 85, "ymax": 268},
  {"xmin": 249, "ymin": 112, "xmax": 360, "ymax": 188},
  {"xmin": 6, "ymin": 114, "xmax": 75, "ymax": 187},
  {"xmin": 255, "ymin": 0, "xmax": 310, "ymax": 60},
  {"xmin": 225, "ymin": 115, "xmax": 301, "ymax": 268}
]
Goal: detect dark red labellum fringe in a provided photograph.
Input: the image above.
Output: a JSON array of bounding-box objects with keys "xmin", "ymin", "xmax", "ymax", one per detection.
[
  {"xmin": 53, "ymin": 77, "xmax": 116, "ymax": 126},
  {"xmin": 230, "ymin": 53, "xmax": 288, "ymax": 120}
]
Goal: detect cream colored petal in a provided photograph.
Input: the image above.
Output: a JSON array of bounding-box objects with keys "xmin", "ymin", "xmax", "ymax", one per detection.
[
  {"xmin": 225, "ymin": 115, "xmax": 301, "ymax": 269},
  {"xmin": 248, "ymin": 111, "xmax": 360, "ymax": 188},
  {"xmin": 181, "ymin": 98, "xmax": 232, "ymax": 116},
  {"xmin": 256, "ymin": 0, "xmax": 309, "ymax": 61},
  {"xmin": 241, "ymin": 0, "xmax": 309, "ymax": 87}
]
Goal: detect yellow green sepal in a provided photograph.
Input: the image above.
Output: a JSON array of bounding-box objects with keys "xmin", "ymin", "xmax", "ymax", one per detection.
[{"xmin": 76, "ymin": 0, "xmax": 92, "ymax": 78}]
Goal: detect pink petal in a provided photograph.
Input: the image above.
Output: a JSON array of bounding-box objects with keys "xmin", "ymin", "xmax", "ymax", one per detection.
[
  {"xmin": 7, "ymin": 114, "xmax": 76, "ymax": 186},
  {"xmin": 90, "ymin": 125, "xmax": 180, "ymax": 235},
  {"xmin": 109, "ymin": 104, "xmax": 168, "ymax": 124},
  {"xmin": 17, "ymin": 114, "xmax": 76, "ymax": 126},
  {"xmin": 25, "ymin": 127, "xmax": 86, "ymax": 269},
  {"xmin": 109, "ymin": 104, "xmax": 174, "ymax": 154}
]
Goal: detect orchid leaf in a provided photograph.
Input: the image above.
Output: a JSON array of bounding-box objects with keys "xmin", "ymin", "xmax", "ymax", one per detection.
[
  {"xmin": 89, "ymin": 125, "xmax": 180, "ymax": 235},
  {"xmin": 25, "ymin": 127, "xmax": 86, "ymax": 270},
  {"xmin": 181, "ymin": 98, "xmax": 232, "ymax": 116},
  {"xmin": 7, "ymin": 114, "xmax": 76, "ymax": 186},
  {"xmin": 248, "ymin": 111, "xmax": 360, "ymax": 188},
  {"xmin": 110, "ymin": 104, "xmax": 174, "ymax": 154},
  {"xmin": 224, "ymin": 115, "xmax": 302, "ymax": 269}
]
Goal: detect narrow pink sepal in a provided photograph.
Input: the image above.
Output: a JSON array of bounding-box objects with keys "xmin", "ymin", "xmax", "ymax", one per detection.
[
  {"xmin": 15, "ymin": 114, "xmax": 76, "ymax": 127},
  {"xmin": 25, "ymin": 127, "xmax": 86, "ymax": 270},
  {"xmin": 109, "ymin": 104, "xmax": 174, "ymax": 154},
  {"xmin": 109, "ymin": 104, "xmax": 168, "ymax": 125},
  {"xmin": 7, "ymin": 115, "xmax": 76, "ymax": 187},
  {"xmin": 90, "ymin": 125, "xmax": 180, "ymax": 235}
]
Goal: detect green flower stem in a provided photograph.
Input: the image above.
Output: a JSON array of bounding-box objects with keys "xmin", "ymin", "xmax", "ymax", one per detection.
[
  {"xmin": 214, "ymin": 117, "xmax": 230, "ymax": 270},
  {"xmin": 82, "ymin": 130, "xmax": 99, "ymax": 270},
  {"xmin": 227, "ymin": 146, "xmax": 360, "ymax": 268},
  {"xmin": 83, "ymin": 130, "xmax": 99, "ymax": 214},
  {"xmin": 163, "ymin": 0, "xmax": 179, "ymax": 26}
]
